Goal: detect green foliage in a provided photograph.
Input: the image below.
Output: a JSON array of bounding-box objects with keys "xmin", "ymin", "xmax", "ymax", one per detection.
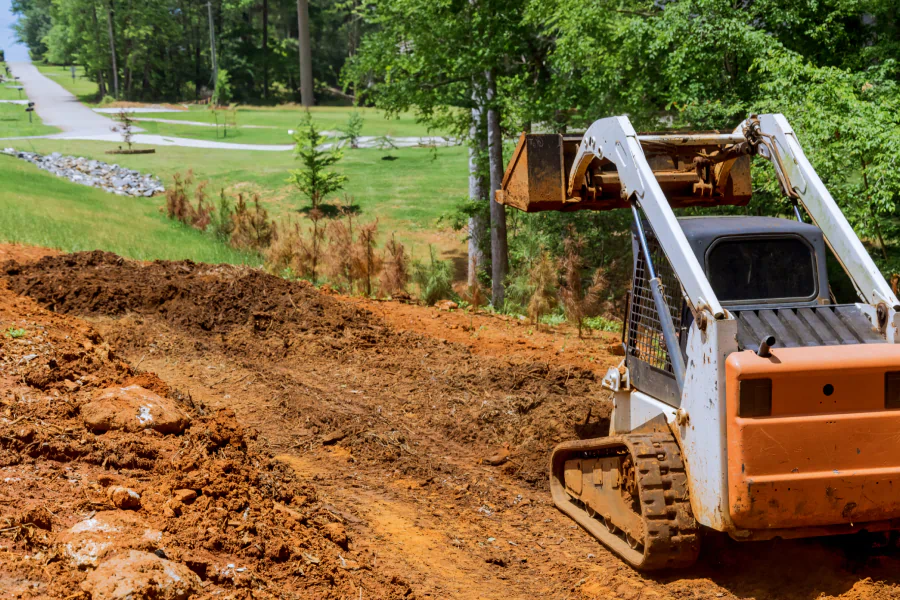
[
  {"xmin": 5, "ymin": 327, "xmax": 27, "ymax": 339},
  {"xmin": 583, "ymin": 316, "xmax": 621, "ymax": 333},
  {"xmin": 0, "ymin": 103, "xmax": 59, "ymax": 138},
  {"xmin": 341, "ymin": 111, "xmax": 364, "ymax": 148},
  {"xmin": 211, "ymin": 70, "xmax": 233, "ymax": 107},
  {"xmin": 412, "ymin": 246, "xmax": 454, "ymax": 306},
  {"xmin": 539, "ymin": 312, "xmax": 566, "ymax": 327},
  {"xmin": 99, "ymin": 95, "xmax": 116, "ymax": 106},
  {"xmin": 753, "ymin": 54, "xmax": 900, "ymax": 267},
  {"xmin": 288, "ymin": 112, "xmax": 348, "ymax": 211},
  {"xmin": 13, "ymin": 0, "xmax": 363, "ymax": 102},
  {"xmin": 211, "ymin": 189, "xmax": 235, "ymax": 241}
]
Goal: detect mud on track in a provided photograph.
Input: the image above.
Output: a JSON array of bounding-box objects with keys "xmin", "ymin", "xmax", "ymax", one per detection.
[{"xmin": 6, "ymin": 250, "xmax": 900, "ymax": 599}]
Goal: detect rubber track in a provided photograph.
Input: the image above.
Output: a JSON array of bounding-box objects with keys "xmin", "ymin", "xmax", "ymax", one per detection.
[{"xmin": 626, "ymin": 432, "xmax": 700, "ymax": 569}]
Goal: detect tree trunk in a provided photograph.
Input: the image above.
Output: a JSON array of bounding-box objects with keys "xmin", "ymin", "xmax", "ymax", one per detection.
[
  {"xmin": 97, "ymin": 69, "xmax": 107, "ymax": 98},
  {"xmin": 207, "ymin": 0, "xmax": 218, "ymax": 88},
  {"xmin": 262, "ymin": 0, "xmax": 269, "ymax": 99},
  {"xmin": 89, "ymin": 5, "xmax": 107, "ymax": 97},
  {"xmin": 486, "ymin": 70, "xmax": 508, "ymax": 308},
  {"xmin": 296, "ymin": 0, "xmax": 314, "ymax": 106},
  {"xmin": 467, "ymin": 99, "xmax": 487, "ymax": 289},
  {"xmin": 106, "ymin": 1, "xmax": 119, "ymax": 98}
]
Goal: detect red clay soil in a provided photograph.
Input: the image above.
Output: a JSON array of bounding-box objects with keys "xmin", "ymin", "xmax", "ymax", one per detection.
[
  {"xmin": 0, "ymin": 272, "xmax": 411, "ymax": 598},
  {"xmin": 4, "ymin": 249, "xmax": 900, "ymax": 600},
  {"xmin": 0, "ymin": 244, "xmax": 59, "ymax": 264},
  {"xmin": 339, "ymin": 295, "xmax": 623, "ymax": 376}
]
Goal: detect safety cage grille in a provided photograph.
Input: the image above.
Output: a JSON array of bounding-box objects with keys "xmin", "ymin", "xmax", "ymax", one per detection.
[{"xmin": 626, "ymin": 235, "xmax": 684, "ymax": 374}]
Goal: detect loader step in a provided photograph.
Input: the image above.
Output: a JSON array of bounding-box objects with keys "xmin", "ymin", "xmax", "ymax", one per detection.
[{"xmin": 550, "ymin": 432, "xmax": 700, "ymax": 570}]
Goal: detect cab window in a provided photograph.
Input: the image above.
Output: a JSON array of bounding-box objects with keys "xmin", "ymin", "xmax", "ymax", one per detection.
[{"xmin": 706, "ymin": 237, "xmax": 816, "ymax": 303}]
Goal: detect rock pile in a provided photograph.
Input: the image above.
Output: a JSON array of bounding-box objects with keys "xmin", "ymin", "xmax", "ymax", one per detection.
[{"xmin": 2, "ymin": 148, "xmax": 165, "ymax": 197}]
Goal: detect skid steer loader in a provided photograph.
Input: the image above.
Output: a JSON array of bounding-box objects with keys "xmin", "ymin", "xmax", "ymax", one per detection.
[{"xmin": 497, "ymin": 114, "xmax": 900, "ymax": 569}]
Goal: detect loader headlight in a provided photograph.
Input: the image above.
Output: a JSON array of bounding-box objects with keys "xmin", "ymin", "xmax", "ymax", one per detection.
[
  {"xmin": 885, "ymin": 372, "xmax": 900, "ymax": 409},
  {"xmin": 739, "ymin": 378, "xmax": 772, "ymax": 417}
]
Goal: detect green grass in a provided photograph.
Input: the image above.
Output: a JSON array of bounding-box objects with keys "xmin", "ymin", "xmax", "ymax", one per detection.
[
  {"xmin": 0, "ymin": 85, "xmax": 27, "ymax": 101},
  {"xmin": 33, "ymin": 63, "xmax": 100, "ymax": 104},
  {"xmin": 0, "ymin": 153, "xmax": 261, "ymax": 264},
  {"xmin": 132, "ymin": 119, "xmax": 293, "ymax": 146},
  {"xmin": 132, "ymin": 105, "xmax": 446, "ymax": 139},
  {"xmin": 0, "ymin": 103, "xmax": 59, "ymax": 138},
  {"xmin": 7, "ymin": 139, "xmax": 468, "ymax": 268}
]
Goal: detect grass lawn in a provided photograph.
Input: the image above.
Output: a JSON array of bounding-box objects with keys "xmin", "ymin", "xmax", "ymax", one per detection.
[
  {"xmin": 9, "ymin": 139, "xmax": 469, "ymax": 270},
  {"xmin": 0, "ymin": 154, "xmax": 261, "ymax": 264},
  {"xmin": 132, "ymin": 119, "xmax": 293, "ymax": 146},
  {"xmin": 0, "ymin": 85, "xmax": 27, "ymax": 101},
  {"xmin": 133, "ymin": 105, "xmax": 448, "ymax": 139},
  {"xmin": 0, "ymin": 103, "xmax": 59, "ymax": 138},
  {"xmin": 33, "ymin": 63, "xmax": 100, "ymax": 104}
]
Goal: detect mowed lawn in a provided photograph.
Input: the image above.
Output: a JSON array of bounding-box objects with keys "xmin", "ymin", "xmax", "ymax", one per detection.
[
  {"xmin": 0, "ymin": 154, "xmax": 260, "ymax": 264},
  {"xmin": 7, "ymin": 139, "xmax": 469, "ymax": 266},
  {"xmin": 0, "ymin": 85, "xmax": 27, "ymax": 100},
  {"xmin": 33, "ymin": 63, "xmax": 100, "ymax": 104},
  {"xmin": 130, "ymin": 105, "xmax": 448, "ymax": 143},
  {"xmin": 0, "ymin": 103, "xmax": 59, "ymax": 138}
]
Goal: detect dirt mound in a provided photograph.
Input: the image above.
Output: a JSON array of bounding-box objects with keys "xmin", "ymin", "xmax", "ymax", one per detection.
[
  {"xmin": 0, "ymin": 279, "xmax": 412, "ymax": 598},
  {"xmin": 5, "ymin": 250, "xmax": 368, "ymax": 338},
  {"xmin": 7, "ymin": 251, "xmax": 606, "ymax": 486}
]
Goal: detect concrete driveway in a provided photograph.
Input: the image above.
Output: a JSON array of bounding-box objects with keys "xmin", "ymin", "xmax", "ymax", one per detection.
[{"xmin": 7, "ymin": 62, "xmax": 119, "ymax": 135}]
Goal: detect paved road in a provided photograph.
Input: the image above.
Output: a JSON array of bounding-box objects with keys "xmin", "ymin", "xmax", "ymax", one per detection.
[
  {"xmin": 7, "ymin": 62, "xmax": 117, "ymax": 135},
  {"xmin": 3, "ymin": 62, "xmax": 456, "ymax": 151}
]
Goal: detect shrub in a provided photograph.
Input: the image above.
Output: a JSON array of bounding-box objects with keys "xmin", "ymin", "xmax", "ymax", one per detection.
[
  {"xmin": 210, "ymin": 189, "xmax": 235, "ymax": 240},
  {"xmin": 289, "ymin": 112, "xmax": 347, "ymax": 212},
  {"xmin": 325, "ymin": 219, "xmax": 355, "ymax": 291},
  {"xmin": 341, "ymin": 111, "xmax": 364, "ymax": 149},
  {"xmin": 230, "ymin": 194, "xmax": 273, "ymax": 251},
  {"xmin": 413, "ymin": 246, "xmax": 454, "ymax": 306},
  {"xmin": 353, "ymin": 222, "xmax": 381, "ymax": 296},
  {"xmin": 380, "ymin": 234, "xmax": 410, "ymax": 297},
  {"xmin": 211, "ymin": 69, "xmax": 232, "ymax": 107},
  {"xmin": 165, "ymin": 171, "xmax": 212, "ymax": 231},
  {"xmin": 583, "ymin": 315, "xmax": 622, "ymax": 333},
  {"xmin": 527, "ymin": 251, "xmax": 558, "ymax": 324},
  {"xmin": 99, "ymin": 95, "xmax": 116, "ymax": 106},
  {"xmin": 111, "ymin": 109, "xmax": 136, "ymax": 151},
  {"xmin": 559, "ymin": 226, "xmax": 609, "ymax": 337},
  {"xmin": 165, "ymin": 172, "xmax": 190, "ymax": 222},
  {"xmin": 265, "ymin": 221, "xmax": 313, "ymax": 277}
]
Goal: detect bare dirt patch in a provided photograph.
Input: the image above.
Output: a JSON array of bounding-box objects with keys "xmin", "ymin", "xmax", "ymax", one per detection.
[
  {"xmin": 0, "ymin": 275, "xmax": 411, "ymax": 598},
  {"xmin": 0, "ymin": 243, "xmax": 59, "ymax": 264},
  {"xmin": 340, "ymin": 294, "xmax": 621, "ymax": 375},
  {"xmin": 5, "ymin": 250, "xmax": 900, "ymax": 600}
]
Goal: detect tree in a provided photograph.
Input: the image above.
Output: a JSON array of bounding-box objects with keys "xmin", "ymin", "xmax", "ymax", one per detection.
[
  {"xmin": 288, "ymin": 111, "xmax": 347, "ymax": 282},
  {"xmin": 340, "ymin": 111, "xmax": 364, "ymax": 148},
  {"xmin": 288, "ymin": 111, "xmax": 347, "ymax": 211},
  {"xmin": 297, "ymin": 0, "xmax": 314, "ymax": 106},
  {"xmin": 211, "ymin": 68, "xmax": 232, "ymax": 106},
  {"xmin": 345, "ymin": 0, "xmax": 548, "ymax": 309},
  {"xmin": 13, "ymin": 0, "xmax": 357, "ymax": 103}
]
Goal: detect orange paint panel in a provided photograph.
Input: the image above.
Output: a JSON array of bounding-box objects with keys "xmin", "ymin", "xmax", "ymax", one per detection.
[{"xmin": 726, "ymin": 345, "xmax": 900, "ymax": 530}]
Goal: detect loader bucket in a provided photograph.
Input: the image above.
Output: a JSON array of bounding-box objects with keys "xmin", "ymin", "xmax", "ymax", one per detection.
[{"xmin": 496, "ymin": 132, "xmax": 753, "ymax": 212}]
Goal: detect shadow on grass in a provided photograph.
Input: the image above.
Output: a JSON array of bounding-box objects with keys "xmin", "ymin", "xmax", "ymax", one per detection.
[{"xmin": 297, "ymin": 204, "xmax": 362, "ymax": 219}]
